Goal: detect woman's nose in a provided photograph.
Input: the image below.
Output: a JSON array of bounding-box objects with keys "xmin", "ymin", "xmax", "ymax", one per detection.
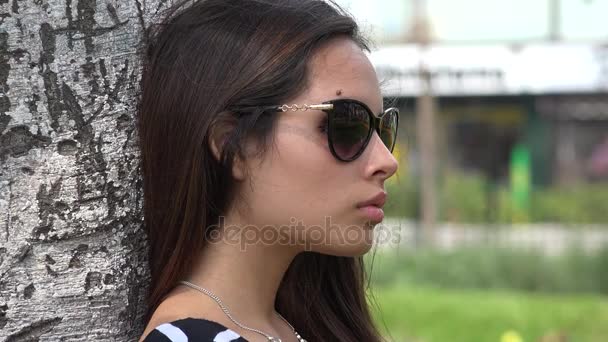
[{"xmin": 362, "ymin": 132, "xmax": 399, "ymax": 182}]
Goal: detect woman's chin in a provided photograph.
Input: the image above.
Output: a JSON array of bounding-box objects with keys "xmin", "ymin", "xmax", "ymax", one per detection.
[{"xmin": 309, "ymin": 234, "xmax": 375, "ymax": 257}]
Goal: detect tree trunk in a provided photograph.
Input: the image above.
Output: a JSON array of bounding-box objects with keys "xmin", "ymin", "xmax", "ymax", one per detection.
[{"xmin": 0, "ymin": 0, "xmax": 163, "ymax": 340}]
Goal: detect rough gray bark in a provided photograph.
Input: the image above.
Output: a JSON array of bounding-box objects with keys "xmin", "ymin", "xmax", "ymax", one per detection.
[{"xmin": 0, "ymin": 0, "xmax": 165, "ymax": 340}]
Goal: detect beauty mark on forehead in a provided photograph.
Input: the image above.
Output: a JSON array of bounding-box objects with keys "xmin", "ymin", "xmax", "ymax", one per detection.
[{"xmin": 336, "ymin": 89, "xmax": 342, "ymax": 96}]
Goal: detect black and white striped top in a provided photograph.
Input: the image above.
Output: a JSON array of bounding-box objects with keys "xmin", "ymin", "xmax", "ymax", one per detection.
[{"xmin": 143, "ymin": 318, "xmax": 248, "ymax": 342}]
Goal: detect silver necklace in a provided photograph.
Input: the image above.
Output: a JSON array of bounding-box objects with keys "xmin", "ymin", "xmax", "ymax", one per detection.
[{"xmin": 178, "ymin": 280, "xmax": 307, "ymax": 342}]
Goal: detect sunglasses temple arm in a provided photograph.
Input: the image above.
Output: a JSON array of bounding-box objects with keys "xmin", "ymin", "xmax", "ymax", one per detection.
[
  {"xmin": 227, "ymin": 105, "xmax": 283, "ymax": 114},
  {"xmin": 227, "ymin": 103, "xmax": 334, "ymax": 113}
]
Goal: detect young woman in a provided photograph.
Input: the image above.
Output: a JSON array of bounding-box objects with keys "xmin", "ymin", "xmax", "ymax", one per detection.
[{"xmin": 137, "ymin": 0, "xmax": 400, "ymax": 341}]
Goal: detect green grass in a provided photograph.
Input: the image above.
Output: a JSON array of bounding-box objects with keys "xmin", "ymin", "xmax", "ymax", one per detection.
[{"xmin": 369, "ymin": 284, "xmax": 608, "ymax": 342}]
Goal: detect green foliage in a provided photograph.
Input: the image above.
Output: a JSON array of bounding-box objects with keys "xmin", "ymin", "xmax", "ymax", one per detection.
[
  {"xmin": 365, "ymin": 245, "xmax": 608, "ymax": 295},
  {"xmin": 439, "ymin": 171, "xmax": 490, "ymax": 223},
  {"xmin": 384, "ymin": 171, "xmax": 608, "ymax": 224},
  {"xmin": 530, "ymin": 184, "xmax": 608, "ymax": 224},
  {"xmin": 385, "ymin": 174, "xmax": 419, "ymax": 219}
]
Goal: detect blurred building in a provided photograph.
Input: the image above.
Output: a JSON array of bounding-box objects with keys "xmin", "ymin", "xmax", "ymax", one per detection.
[
  {"xmin": 370, "ymin": 44, "xmax": 608, "ymax": 186},
  {"xmin": 337, "ymin": 0, "xmax": 608, "ymax": 187},
  {"xmin": 336, "ymin": 0, "xmax": 608, "ymax": 44}
]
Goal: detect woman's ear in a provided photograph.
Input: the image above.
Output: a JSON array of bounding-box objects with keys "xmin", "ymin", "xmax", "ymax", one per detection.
[{"xmin": 208, "ymin": 116, "xmax": 247, "ymax": 181}]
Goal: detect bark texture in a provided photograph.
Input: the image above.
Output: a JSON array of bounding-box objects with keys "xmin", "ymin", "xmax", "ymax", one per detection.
[{"xmin": 0, "ymin": 0, "xmax": 165, "ymax": 340}]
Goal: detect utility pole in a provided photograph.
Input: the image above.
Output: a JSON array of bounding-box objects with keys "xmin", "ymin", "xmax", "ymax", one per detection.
[
  {"xmin": 410, "ymin": 0, "xmax": 437, "ymax": 245},
  {"xmin": 549, "ymin": 0, "xmax": 594, "ymax": 41},
  {"xmin": 549, "ymin": 0, "xmax": 561, "ymax": 41}
]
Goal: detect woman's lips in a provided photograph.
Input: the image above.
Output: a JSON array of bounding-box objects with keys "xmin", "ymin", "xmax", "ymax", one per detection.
[
  {"xmin": 359, "ymin": 205, "xmax": 384, "ymax": 223},
  {"xmin": 356, "ymin": 191, "xmax": 387, "ymax": 224}
]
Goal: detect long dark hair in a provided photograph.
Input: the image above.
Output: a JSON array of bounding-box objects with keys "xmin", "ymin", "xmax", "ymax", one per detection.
[{"xmin": 137, "ymin": 0, "xmax": 385, "ymax": 341}]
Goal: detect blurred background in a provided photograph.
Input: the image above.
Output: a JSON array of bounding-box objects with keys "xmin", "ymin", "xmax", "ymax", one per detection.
[{"xmin": 334, "ymin": 0, "xmax": 608, "ymax": 341}]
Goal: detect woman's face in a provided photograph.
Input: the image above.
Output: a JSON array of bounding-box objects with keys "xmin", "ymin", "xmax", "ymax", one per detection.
[{"xmin": 233, "ymin": 37, "xmax": 399, "ymax": 256}]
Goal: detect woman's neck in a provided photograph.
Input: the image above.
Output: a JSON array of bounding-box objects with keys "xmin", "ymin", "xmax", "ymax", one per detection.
[{"xmin": 185, "ymin": 213, "xmax": 301, "ymax": 328}]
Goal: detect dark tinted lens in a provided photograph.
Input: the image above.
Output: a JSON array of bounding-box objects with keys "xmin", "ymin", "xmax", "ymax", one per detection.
[
  {"xmin": 329, "ymin": 101, "xmax": 371, "ymax": 160},
  {"xmin": 379, "ymin": 108, "xmax": 398, "ymax": 152}
]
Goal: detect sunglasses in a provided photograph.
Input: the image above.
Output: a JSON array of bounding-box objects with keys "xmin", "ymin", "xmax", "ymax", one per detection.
[{"xmin": 232, "ymin": 98, "xmax": 399, "ymax": 162}]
